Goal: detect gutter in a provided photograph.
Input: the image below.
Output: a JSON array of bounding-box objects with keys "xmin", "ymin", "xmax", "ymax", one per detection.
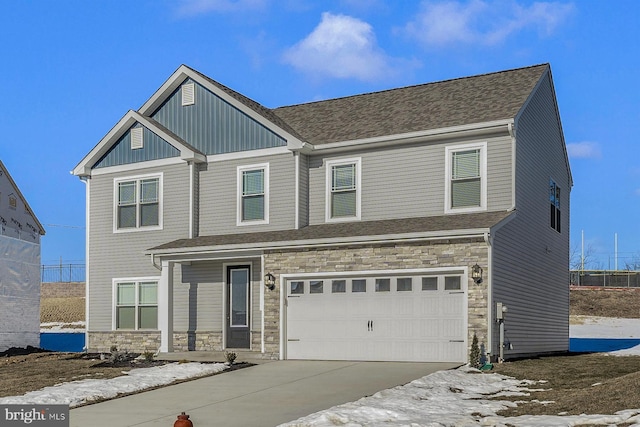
[
  {"xmin": 290, "ymin": 119, "xmax": 513, "ymax": 154},
  {"xmin": 146, "ymin": 229, "xmax": 489, "ymax": 261}
]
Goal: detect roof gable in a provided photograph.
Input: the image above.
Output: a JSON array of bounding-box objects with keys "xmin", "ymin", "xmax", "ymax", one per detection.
[
  {"xmin": 0, "ymin": 160, "xmax": 45, "ymax": 236},
  {"xmin": 150, "ymin": 77, "xmax": 288, "ymax": 155},
  {"xmin": 273, "ymin": 64, "xmax": 549, "ymax": 145}
]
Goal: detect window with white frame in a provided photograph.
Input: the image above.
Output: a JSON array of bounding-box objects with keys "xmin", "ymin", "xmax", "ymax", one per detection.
[
  {"xmin": 115, "ymin": 174, "xmax": 162, "ymax": 231},
  {"xmin": 115, "ymin": 280, "xmax": 158, "ymax": 330},
  {"xmin": 326, "ymin": 158, "xmax": 361, "ymax": 221},
  {"xmin": 549, "ymin": 178, "xmax": 561, "ymax": 233},
  {"xmin": 237, "ymin": 163, "xmax": 269, "ymax": 225},
  {"xmin": 445, "ymin": 143, "xmax": 486, "ymax": 213}
]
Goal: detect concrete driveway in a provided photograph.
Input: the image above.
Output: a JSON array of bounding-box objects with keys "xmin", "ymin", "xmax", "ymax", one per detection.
[{"xmin": 70, "ymin": 360, "xmax": 459, "ymax": 427}]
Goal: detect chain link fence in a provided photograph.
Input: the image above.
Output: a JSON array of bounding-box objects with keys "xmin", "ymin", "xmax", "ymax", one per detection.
[
  {"xmin": 571, "ymin": 270, "xmax": 640, "ymax": 288},
  {"xmin": 41, "ymin": 263, "xmax": 85, "ymax": 283}
]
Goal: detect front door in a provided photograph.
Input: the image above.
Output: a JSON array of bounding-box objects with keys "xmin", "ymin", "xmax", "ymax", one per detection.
[{"xmin": 226, "ymin": 265, "xmax": 250, "ymax": 348}]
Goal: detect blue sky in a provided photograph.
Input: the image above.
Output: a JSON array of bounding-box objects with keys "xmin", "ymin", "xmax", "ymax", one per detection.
[{"xmin": 1, "ymin": 0, "xmax": 638, "ymax": 268}]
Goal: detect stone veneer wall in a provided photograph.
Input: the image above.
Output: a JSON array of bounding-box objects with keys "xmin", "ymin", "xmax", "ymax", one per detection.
[
  {"xmin": 262, "ymin": 239, "xmax": 489, "ymax": 361},
  {"xmin": 88, "ymin": 331, "xmax": 223, "ymax": 353}
]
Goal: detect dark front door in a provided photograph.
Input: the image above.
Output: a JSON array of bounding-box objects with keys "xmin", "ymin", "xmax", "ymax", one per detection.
[{"xmin": 226, "ymin": 265, "xmax": 250, "ymax": 348}]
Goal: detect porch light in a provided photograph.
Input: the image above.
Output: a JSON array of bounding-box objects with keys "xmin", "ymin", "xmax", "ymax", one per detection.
[
  {"xmin": 471, "ymin": 264, "xmax": 483, "ymax": 284},
  {"xmin": 264, "ymin": 273, "xmax": 276, "ymax": 290}
]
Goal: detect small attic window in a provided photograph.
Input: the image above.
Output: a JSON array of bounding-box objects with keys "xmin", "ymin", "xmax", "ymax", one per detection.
[
  {"xmin": 131, "ymin": 127, "xmax": 144, "ymax": 150},
  {"xmin": 182, "ymin": 83, "xmax": 195, "ymax": 106}
]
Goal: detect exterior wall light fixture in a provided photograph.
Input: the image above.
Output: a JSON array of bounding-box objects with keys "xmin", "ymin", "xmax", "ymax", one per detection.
[
  {"xmin": 264, "ymin": 272, "xmax": 276, "ymax": 290},
  {"xmin": 471, "ymin": 264, "xmax": 483, "ymax": 284}
]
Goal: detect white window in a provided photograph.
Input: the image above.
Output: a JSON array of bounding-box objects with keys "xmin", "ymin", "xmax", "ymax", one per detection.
[
  {"xmin": 237, "ymin": 163, "xmax": 269, "ymax": 225},
  {"xmin": 181, "ymin": 83, "xmax": 195, "ymax": 106},
  {"xmin": 114, "ymin": 280, "xmax": 158, "ymax": 330},
  {"xmin": 445, "ymin": 143, "xmax": 487, "ymax": 213},
  {"xmin": 114, "ymin": 174, "xmax": 162, "ymax": 232},
  {"xmin": 325, "ymin": 158, "xmax": 361, "ymax": 222}
]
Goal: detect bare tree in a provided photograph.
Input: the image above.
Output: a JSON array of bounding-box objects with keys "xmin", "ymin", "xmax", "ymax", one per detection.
[
  {"xmin": 623, "ymin": 254, "xmax": 640, "ymax": 271},
  {"xmin": 570, "ymin": 242, "xmax": 597, "ymax": 270}
]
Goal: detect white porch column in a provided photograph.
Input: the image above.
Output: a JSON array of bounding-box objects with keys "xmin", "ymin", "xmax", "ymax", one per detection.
[{"xmin": 158, "ymin": 260, "xmax": 174, "ymax": 352}]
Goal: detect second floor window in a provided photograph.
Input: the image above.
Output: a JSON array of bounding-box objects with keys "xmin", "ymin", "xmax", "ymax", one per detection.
[
  {"xmin": 445, "ymin": 143, "xmax": 486, "ymax": 213},
  {"xmin": 238, "ymin": 163, "xmax": 269, "ymax": 225},
  {"xmin": 326, "ymin": 158, "xmax": 361, "ymax": 222},
  {"xmin": 116, "ymin": 175, "xmax": 161, "ymax": 230}
]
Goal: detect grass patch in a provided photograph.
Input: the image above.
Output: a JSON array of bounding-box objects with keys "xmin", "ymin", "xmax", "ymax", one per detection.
[
  {"xmin": 492, "ymin": 353, "xmax": 640, "ymax": 416},
  {"xmin": 571, "ymin": 288, "xmax": 640, "ymax": 318}
]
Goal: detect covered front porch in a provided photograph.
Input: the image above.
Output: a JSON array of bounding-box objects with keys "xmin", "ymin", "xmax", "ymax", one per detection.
[{"xmin": 152, "ymin": 249, "xmax": 276, "ymax": 357}]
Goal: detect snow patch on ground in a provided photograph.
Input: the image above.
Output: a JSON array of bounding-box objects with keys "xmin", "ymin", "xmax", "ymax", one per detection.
[{"xmin": 0, "ymin": 362, "xmax": 227, "ymax": 408}]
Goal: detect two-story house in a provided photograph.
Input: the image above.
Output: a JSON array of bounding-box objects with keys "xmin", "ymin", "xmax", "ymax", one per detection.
[
  {"xmin": 73, "ymin": 63, "xmax": 571, "ymax": 363},
  {"xmin": 0, "ymin": 160, "xmax": 45, "ymax": 351}
]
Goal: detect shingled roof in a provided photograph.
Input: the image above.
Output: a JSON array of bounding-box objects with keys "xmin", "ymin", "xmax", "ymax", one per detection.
[
  {"xmin": 272, "ymin": 64, "xmax": 548, "ymax": 145},
  {"xmin": 148, "ymin": 211, "xmax": 512, "ymax": 253}
]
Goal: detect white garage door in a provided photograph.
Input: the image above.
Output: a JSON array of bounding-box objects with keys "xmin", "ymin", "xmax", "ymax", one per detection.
[{"xmin": 286, "ymin": 272, "xmax": 467, "ymax": 362}]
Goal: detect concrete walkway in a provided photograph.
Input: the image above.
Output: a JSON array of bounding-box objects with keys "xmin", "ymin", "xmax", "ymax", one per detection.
[{"xmin": 70, "ymin": 360, "xmax": 459, "ymax": 427}]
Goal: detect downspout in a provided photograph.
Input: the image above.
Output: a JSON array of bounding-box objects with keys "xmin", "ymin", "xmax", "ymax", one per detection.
[
  {"xmin": 82, "ymin": 176, "xmax": 90, "ymax": 351},
  {"xmin": 294, "ymin": 152, "xmax": 300, "ymax": 229},
  {"xmin": 484, "ymin": 231, "xmax": 493, "ymax": 362},
  {"xmin": 507, "ymin": 121, "xmax": 516, "ymax": 212},
  {"xmin": 189, "ymin": 162, "xmax": 194, "ymax": 239},
  {"xmin": 260, "ymin": 254, "xmax": 265, "ymax": 353}
]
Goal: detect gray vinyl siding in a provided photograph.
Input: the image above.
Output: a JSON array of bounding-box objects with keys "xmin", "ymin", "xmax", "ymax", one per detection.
[
  {"xmin": 308, "ymin": 136, "xmax": 513, "ymax": 225},
  {"xmin": 297, "ymin": 153, "xmax": 309, "ymax": 228},
  {"xmin": 87, "ymin": 163, "xmax": 191, "ymax": 331},
  {"xmin": 93, "ymin": 124, "xmax": 180, "ymax": 168},
  {"xmin": 178, "ymin": 260, "xmax": 262, "ymax": 335},
  {"xmin": 490, "ymin": 71, "xmax": 570, "ymax": 358},
  {"xmin": 198, "ymin": 153, "xmax": 296, "ymax": 236},
  {"xmin": 152, "ymin": 79, "xmax": 287, "ymax": 155}
]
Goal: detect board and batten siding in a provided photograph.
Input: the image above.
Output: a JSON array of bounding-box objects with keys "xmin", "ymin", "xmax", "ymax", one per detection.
[
  {"xmin": 198, "ymin": 153, "xmax": 296, "ymax": 236},
  {"xmin": 307, "ymin": 136, "xmax": 513, "ymax": 225},
  {"xmin": 87, "ymin": 163, "xmax": 191, "ymax": 331},
  {"xmin": 93, "ymin": 125, "xmax": 181, "ymax": 169},
  {"xmin": 490, "ymin": 71, "xmax": 570, "ymax": 358},
  {"xmin": 297, "ymin": 153, "xmax": 309, "ymax": 228},
  {"xmin": 151, "ymin": 78, "xmax": 287, "ymax": 156}
]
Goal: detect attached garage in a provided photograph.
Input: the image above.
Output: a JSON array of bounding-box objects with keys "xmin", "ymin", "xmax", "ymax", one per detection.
[{"xmin": 283, "ymin": 269, "xmax": 468, "ymax": 363}]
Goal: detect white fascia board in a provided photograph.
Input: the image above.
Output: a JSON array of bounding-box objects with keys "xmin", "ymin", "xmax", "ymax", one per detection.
[
  {"xmin": 71, "ymin": 110, "xmax": 205, "ymax": 178},
  {"xmin": 308, "ymin": 119, "xmax": 514, "ymax": 154},
  {"xmin": 147, "ymin": 228, "xmax": 489, "ymax": 260},
  {"xmin": 133, "ymin": 112, "xmax": 206, "ymax": 163},
  {"xmin": 138, "ymin": 65, "xmax": 305, "ymax": 150},
  {"xmin": 72, "ymin": 111, "xmax": 139, "ymax": 177}
]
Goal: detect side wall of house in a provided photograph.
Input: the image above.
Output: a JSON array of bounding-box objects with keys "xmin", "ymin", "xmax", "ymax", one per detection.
[
  {"xmin": 87, "ymin": 162, "xmax": 190, "ymax": 346},
  {"xmin": 0, "ymin": 236, "xmax": 41, "ymax": 351},
  {"xmin": 490, "ymin": 71, "xmax": 570, "ymax": 358},
  {"xmin": 307, "ymin": 134, "xmax": 514, "ymax": 225}
]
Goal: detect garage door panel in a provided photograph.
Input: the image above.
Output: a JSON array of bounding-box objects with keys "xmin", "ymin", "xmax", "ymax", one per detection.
[{"xmin": 286, "ymin": 273, "xmax": 466, "ymax": 362}]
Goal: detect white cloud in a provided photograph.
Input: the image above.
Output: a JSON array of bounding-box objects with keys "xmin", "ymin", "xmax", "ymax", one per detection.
[
  {"xmin": 176, "ymin": 0, "xmax": 267, "ymax": 16},
  {"xmin": 404, "ymin": 0, "xmax": 574, "ymax": 47},
  {"xmin": 282, "ymin": 12, "xmax": 397, "ymax": 82},
  {"xmin": 567, "ymin": 141, "xmax": 601, "ymax": 159}
]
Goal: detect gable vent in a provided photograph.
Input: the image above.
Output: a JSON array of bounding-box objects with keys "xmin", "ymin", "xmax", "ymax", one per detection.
[
  {"xmin": 182, "ymin": 83, "xmax": 195, "ymax": 106},
  {"xmin": 131, "ymin": 127, "xmax": 144, "ymax": 150}
]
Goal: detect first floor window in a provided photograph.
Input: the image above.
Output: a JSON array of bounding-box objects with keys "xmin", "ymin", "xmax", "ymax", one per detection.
[
  {"xmin": 549, "ymin": 179, "xmax": 561, "ymax": 233},
  {"xmin": 115, "ymin": 281, "xmax": 158, "ymax": 329},
  {"xmin": 116, "ymin": 176, "xmax": 160, "ymax": 230}
]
